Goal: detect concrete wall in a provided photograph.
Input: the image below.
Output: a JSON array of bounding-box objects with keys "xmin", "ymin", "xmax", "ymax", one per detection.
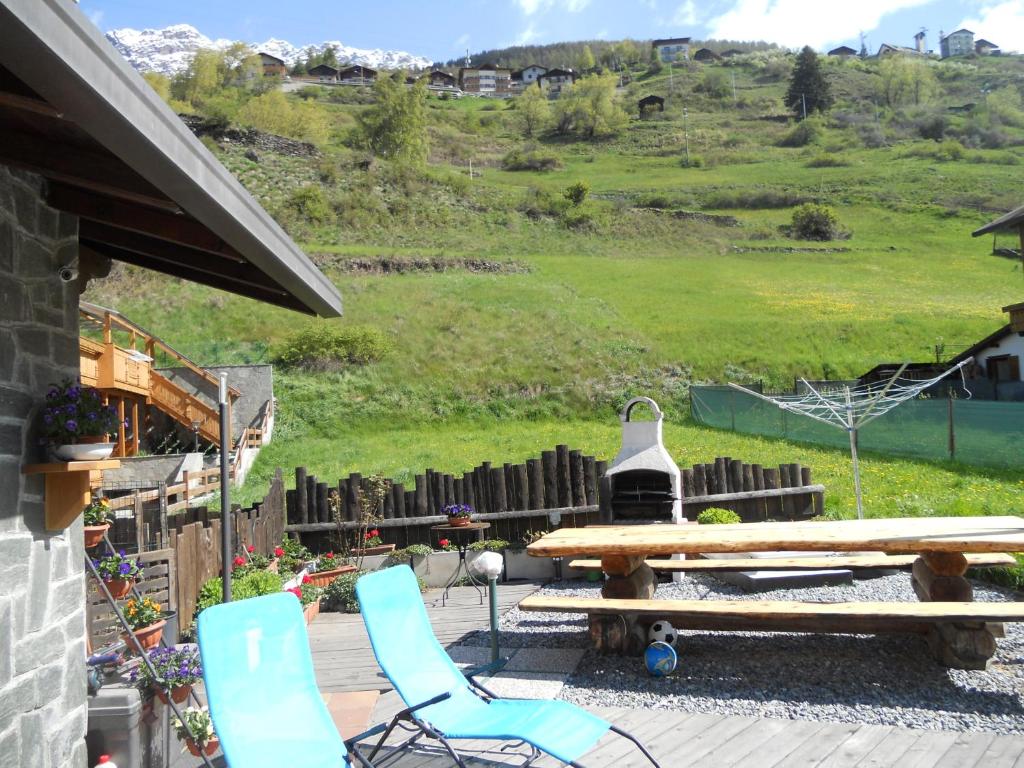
[
  {"xmin": 101, "ymin": 452, "xmax": 205, "ymax": 488},
  {"xmin": 156, "ymin": 363, "xmax": 273, "ymax": 442},
  {"xmin": 0, "ymin": 167, "xmax": 89, "ymax": 767}
]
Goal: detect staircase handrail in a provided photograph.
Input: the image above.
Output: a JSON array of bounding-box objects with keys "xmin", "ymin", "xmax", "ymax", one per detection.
[{"xmin": 79, "ymin": 301, "xmax": 241, "ymax": 400}]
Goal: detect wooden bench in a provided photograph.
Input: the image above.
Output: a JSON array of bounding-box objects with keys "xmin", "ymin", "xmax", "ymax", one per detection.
[
  {"xmin": 519, "ymin": 594, "xmax": 1024, "ymax": 666},
  {"xmin": 568, "ymin": 553, "xmax": 1017, "ymax": 573}
]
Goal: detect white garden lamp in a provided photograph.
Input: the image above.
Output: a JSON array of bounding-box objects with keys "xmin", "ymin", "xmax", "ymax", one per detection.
[{"xmin": 471, "ymin": 551, "xmax": 504, "ymax": 663}]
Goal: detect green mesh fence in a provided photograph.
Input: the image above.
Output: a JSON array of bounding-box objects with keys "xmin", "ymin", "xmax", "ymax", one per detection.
[{"xmin": 691, "ymin": 385, "xmax": 1024, "ymax": 469}]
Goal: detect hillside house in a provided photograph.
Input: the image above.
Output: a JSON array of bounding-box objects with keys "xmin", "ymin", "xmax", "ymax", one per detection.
[
  {"xmin": 459, "ymin": 63, "xmax": 512, "ymax": 96},
  {"xmin": 338, "ymin": 64, "xmax": 376, "ymax": 84},
  {"xmin": 941, "ymin": 28, "xmax": 975, "ymax": 58},
  {"xmin": 307, "ymin": 63, "xmax": 339, "ymax": 82},
  {"xmin": 877, "ymin": 43, "xmax": 924, "ymax": 57},
  {"xmin": 538, "ymin": 68, "xmax": 576, "ymax": 94},
  {"xmin": 639, "ymin": 94, "xmax": 665, "ymax": 117},
  {"xmin": 827, "ymin": 45, "xmax": 857, "ymax": 58},
  {"xmin": 720, "ymin": 49, "xmax": 744, "ymax": 58},
  {"xmin": 257, "ymin": 51, "xmax": 287, "ymax": 77},
  {"xmin": 512, "ymin": 64, "xmax": 547, "ymax": 87},
  {"xmin": 652, "ymin": 37, "xmax": 691, "ymax": 62},
  {"xmin": 424, "ymin": 69, "xmax": 457, "ymax": 88},
  {"xmin": 975, "ymin": 39, "xmax": 1000, "ymax": 55},
  {"xmin": 693, "ymin": 48, "xmax": 721, "ymax": 62},
  {"xmin": 0, "ymin": 2, "xmax": 343, "ymax": 766}
]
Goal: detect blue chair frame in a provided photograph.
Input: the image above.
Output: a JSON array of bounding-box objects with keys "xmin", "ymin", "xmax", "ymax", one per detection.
[
  {"xmin": 349, "ymin": 566, "xmax": 661, "ymax": 768},
  {"xmin": 198, "ymin": 591, "xmax": 377, "ymax": 768}
]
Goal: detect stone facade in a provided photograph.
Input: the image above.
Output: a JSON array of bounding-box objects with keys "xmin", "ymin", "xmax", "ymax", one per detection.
[{"xmin": 0, "ymin": 166, "xmax": 88, "ymax": 768}]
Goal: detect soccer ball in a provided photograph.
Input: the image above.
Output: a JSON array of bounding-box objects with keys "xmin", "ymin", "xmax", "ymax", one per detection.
[
  {"xmin": 648, "ymin": 620, "xmax": 677, "ymax": 647},
  {"xmin": 644, "ymin": 641, "xmax": 678, "ymax": 677}
]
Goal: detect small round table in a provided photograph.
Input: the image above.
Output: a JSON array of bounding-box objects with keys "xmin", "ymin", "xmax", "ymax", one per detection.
[{"xmin": 431, "ymin": 521, "xmax": 491, "ymax": 606}]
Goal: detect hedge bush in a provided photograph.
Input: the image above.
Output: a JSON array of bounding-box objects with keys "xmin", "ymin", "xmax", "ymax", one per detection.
[
  {"xmin": 272, "ymin": 323, "xmax": 391, "ymax": 371},
  {"xmin": 696, "ymin": 508, "xmax": 742, "ymax": 525},
  {"xmin": 791, "ymin": 203, "xmax": 841, "ymax": 241}
]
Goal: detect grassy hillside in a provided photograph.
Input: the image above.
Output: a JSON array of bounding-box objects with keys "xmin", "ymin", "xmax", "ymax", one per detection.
[{"xmin": 87, "ymin": 50, "xmax": 1024, "ymax": 525}]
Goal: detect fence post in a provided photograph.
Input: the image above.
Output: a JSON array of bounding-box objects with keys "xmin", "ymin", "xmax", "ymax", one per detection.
[
  {"xmin": 183, "ymin": 470, "xmax": 191, "ymax": 509},
  {"xmin": 157, "ymin": 481, "xmax": 168, "ymax": 549},
  {"xmin": 134, "ymin": 490, "xmax": 144, "ymax": 554}
]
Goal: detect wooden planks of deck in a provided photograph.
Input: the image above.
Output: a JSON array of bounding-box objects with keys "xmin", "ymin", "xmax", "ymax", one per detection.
[
  {"xmin": 358, "ymin": 692, "xmax": 1024, "ymax": 768},
  {"xmin": 309, "ymin": 582, "xmax": 542, "ymax": 693}
]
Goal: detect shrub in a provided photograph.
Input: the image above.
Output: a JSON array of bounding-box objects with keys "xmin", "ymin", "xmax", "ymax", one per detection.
[
  {"xmin": 778, "ymin": 119, "xmax": 820, "ymax": 148},
  {"xmin": 791, "ymin": 203, "xmax": 841, "ymax": 241},
  {"xmin": 806, "ymin": 153, "xmax": 849, "ymax": 168},
  {"xmin": 934, "ymin": 139, "xmax": 966, "ymax": 161},
  {"xmin": 563, "ymin": 181, "xmax": 590, "ymax": 206},
  {"xmin": 195, "ymin": 570, "xmax": 285, "ymax": 616},
  {"xmin": 272, "ymin": 323, "xmax": 391, "ymax": 371},
  {"xmin": 322, "ymin": 569, "xmax": 363, "ymax": 613},
  {"xmin": 704, "ymin": 189, "xmax": 809, "ymax": 209},
  {"xmin": 697, "ymin": 508, "xmax": 742, "ymax": 525},
  {"xmin": 285, "ymin": 185, "xmax": 332, "ymax": 225},
  {"xmin": 501, "ymin": 148, "xmax": 562, "ymax": 172},
  {"xmin": 468, "ymin": 539, "xmax": 510, "ymax": 552}
]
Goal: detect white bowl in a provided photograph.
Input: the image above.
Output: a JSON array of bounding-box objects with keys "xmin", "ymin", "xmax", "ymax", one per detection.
[{"xmin": 54, "ymin": 443, "xmax": 115, "ymax": 462}]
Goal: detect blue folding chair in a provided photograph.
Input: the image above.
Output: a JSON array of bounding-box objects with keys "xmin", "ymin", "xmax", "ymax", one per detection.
[
  {"xmin": 352, "ymin": 566, "xmax": 661, "ymax": 767},
  {"xmin": 198, "ymin": 592, "xmax": 374, "ymax": 768}
]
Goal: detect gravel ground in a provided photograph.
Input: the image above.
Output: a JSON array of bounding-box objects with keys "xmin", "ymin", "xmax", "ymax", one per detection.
[{"xmin": 472, "ymin": 574, "xmax": 1024, "ymax": 734}]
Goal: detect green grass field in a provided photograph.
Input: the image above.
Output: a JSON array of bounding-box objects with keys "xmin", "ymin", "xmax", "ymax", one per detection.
[{"xmin": 87, "ymin": 52, "xmax": 1024, "ymax": 565}]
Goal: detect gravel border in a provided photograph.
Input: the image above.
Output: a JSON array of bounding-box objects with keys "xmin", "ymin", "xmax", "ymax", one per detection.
[{"xmin": 469, "ymin": 574, "xmax": 1024, "ymax": 734}]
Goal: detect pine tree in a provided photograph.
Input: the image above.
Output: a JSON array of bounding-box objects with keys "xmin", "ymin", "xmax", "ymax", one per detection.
[{"xmin": 785, "ymin": 46, "xmax": 832, "ymax": 119}]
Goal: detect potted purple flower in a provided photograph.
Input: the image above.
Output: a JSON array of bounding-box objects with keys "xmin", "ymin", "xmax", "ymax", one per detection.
[
  {"xmin": 132, "ymin": 645, "xmax": 202, "ymax": 705},
  {"xmin": 94, "ymin": 550, "xmax": 143, "ymax": 598},
  {"xmin": 41, "ymin": 378, "xmax": 121, "ymax": 461}
]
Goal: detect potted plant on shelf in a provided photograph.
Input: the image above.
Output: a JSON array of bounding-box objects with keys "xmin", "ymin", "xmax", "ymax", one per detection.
[
  {"xmin": 122, "ymin": 597, "xmax": 166, "ymax": 651},
  {"xmin": 94, "ymin": 549, "xmax": 143, "ymax": 599},
  {"xmin": 132, "ymin": 645, "xmax": 202, "ymax": 705},
  {"xmin": 83, "ymin": 496, "xmax": 113, "ymax": 548},
  {"xmin": 40, "ymin": 378, "xmax": 121, "ymax": 461},
  {"xmin": 173, "ymin": 707, "xmax": 218, "ymax": 756},
  {"xmin": 306, "ymin": 552, "xmax": 355, "ymax": 588},
  {"xmin": 444, "ymin": 503, "xmax": 474, "ymax": 528}
]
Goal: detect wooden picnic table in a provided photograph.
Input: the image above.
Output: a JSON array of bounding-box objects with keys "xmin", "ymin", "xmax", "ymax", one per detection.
[{"xmin": 524, "ymin": 516, "xmax": 1024, "ymax": 669}]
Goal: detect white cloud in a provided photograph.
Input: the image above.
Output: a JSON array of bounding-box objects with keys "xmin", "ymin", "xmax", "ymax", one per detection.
[
  {"xmin": 673, "ymin": 0, "xmax": 698, "ymax": 25},
  {"xmin": 705, "ymin": 0, "xmax": 931, "ymax": 49},
  {"xmin": 959, "ymin": 1, "xmax": 1024, "ymax": 52},
  {"xmin": 516, "ymin": 23, "xmax": 541, "ymax": 44},
  {"xmin": 454, "ymin": 33, "xmax": 471, "ymax": 49},
  {"xmin": 516, "ymin": 0, "xmax": 591, "ymax": 14},
  {"xmin": 86, "ymin": 7, "xmax": 104, "ymax": 27}
]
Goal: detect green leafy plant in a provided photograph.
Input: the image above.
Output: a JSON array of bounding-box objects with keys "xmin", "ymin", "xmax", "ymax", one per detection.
[
  {"xmin": 131, "ymin": 645, "xmax": 202, "ymax": 691},
  {"xmin": 83, "ymin": 497, "xmax": 112, "ymax": 526},
  {"xmin": 322, "ymin": 569, "xmax": 364, "ymax": 613},
  {"xmin": 563, "ymin": 181, "xmax": 590, "ymax": 207},
  {"xmin": 313, "ymin": 552, "xmax": 345, "ymax": 573},
  {"xmin": 469, "ymin": 539, "xmax": 510, "ymax": 552},
  {"xmin": 791, "ymin": 203, "xmax": 842, "ymax": 241},
  {"xmin": 123, "ymin": 597, "xmax": 163, "ymax": 630},
  {"xmin": 195, "ymin": 570, "xmax": 285, "ymax": 615},
  {"xmin": 274, "ymin": 538, "xmax": 312, "ymax": 574},
  {"xmin": 173, "ymin": 707, "xmax": 216, "ymax": 749},
  {"xmin": 272, "ymin": 323, "xmax": 391, "ymax": 371},
  {"xmin": 696, "ymin": 508, "xmax": 742, "ymax": 525},
  {"xmin": 501, "ymin": 148, "xmax": 562, "ymax": 172},
  {"xmin": 286, "ymin": 575, "xmax": 324, "ymax": 606}
]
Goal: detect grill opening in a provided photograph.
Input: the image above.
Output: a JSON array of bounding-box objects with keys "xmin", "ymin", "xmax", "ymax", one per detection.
[{"xmin": 610, "ymin": 469, "xmax": 675, "ymax": 521}]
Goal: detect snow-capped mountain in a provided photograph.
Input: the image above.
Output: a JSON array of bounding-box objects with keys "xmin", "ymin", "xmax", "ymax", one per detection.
[{"xmin": 105, "ymin": 24, "xmax": 432, "ymax": 76}]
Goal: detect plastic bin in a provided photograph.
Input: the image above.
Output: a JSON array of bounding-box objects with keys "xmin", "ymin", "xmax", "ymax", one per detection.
[{"xmin": 87, "ymin": 681, "xmax": 170, "ymax": 768}]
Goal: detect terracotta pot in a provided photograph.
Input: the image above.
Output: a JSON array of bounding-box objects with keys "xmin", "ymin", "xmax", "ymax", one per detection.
[
  {"xmin": 156, "ymin": 684, "xmax": 192, "ymax": 705},
  {"xmin": 124, "ymin": 619, "xmax": 166, "ymax": 651},
  {"xmin": 303, "ymin": 599, "xmax": 321, "ymax": 625},
  {"xmin": 84, "ymin": 524, "xmax": 110, "ymax": 549},
  {"xmin": 186, "ymin": 738, "xmax": 219, "ymax": 757},
  {"xmin": 266, "ymin": 558, "xmax": 279, "ymax": 573},
  {"xmin": 356, "ymin": 543, "xmax": 396, "ymax": 556},
  {"xmin": 104, "ymin": 577, "xmax": 134, "ymax": 599},
  {"xmin": 306, "ymin": 565, "xmax": 357, "ymax": 588},
  {"xmin": 447, "ymin": 516, "xmax": 471, "ymax": 528}
]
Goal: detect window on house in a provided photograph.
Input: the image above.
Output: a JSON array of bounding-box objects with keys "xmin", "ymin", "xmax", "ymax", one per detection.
[{"xmin": 986, "ymin": 355, "xmax": 1021, "ymax": 381}]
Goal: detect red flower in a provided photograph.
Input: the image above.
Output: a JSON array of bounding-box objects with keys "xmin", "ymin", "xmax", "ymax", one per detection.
[
  {"xmin": 233, "ymin": 556, "xmax": 245, "ymax": 567},
  {"xmin": 302, "ymin": 573, "xmax": 311, "ymax": 584},
  {"xmin": 370, "ymin": 529, "xmax": 379, "ymax": 537},
  {"xmin": 274, "ymin": 547, "xmax": 284, "ymax": 558},
  {"xmin": 287, "ymin": 586, "xmax": 302, "ymax": 599},
  {"xmin": 247, "ymin": 545, "xmax": 255, "ymax": 553},
  {"xmin": 438, "ymin": 539, "xmax": 449, "ymax": 548},
  {"xmin": 324, "ymin": 552, "xmax": 334, "ymax": 559}
]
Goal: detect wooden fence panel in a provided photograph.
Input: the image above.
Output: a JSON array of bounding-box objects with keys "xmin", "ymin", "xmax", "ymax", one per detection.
[{"xmin": 87, "ymin": 548, "xmax": 176, "ymax": 650}]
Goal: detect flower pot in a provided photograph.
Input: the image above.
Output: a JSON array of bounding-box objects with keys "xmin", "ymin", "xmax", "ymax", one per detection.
[
  {"xmin": 303, "ymin": 599, "xmax": 321, "ymax": 625},
  {"xmin": 306, "ymin": 565, "xmax": 357, "ymax": 588},
  {"xmin": 54, "ymin": 442, "xmax": 115, "ymax": 461},
  {"xmin": 186, "ymin": 737, "xmax": 219, "ymax": 757},
  {"xmin": 123, "ymin": 619, "xmax": 166, "ymax": 651},
  {"xmin": 104, "ymin": 577, "xmax": 134, "ymax": 599},
  {"xmin": 266, "ymin": 558, "xmax": 280, "ymax": 573},
  {"xmin": 84, "ymin": 524, "xmax": 110, "ymax": 549},
  {"xmin": 447, "ymin": 516, "xmax": 471, "ymax": 528},
  {"xmin": 356, "ymin": 543, "xmax": 395, "ymax": 556},
  {"xmin": 156, "ymin": 683, "xmax": 192, "ymax": 705}
]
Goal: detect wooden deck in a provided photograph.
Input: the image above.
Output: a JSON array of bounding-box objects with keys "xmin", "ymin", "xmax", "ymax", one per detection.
[
  {"xmin": 309, "ymin": 582, "xmax": 541, "ymax": 693},
  {"xmin": 359, "ymin": 693, "xmax": 1024, "ymax": 767}
]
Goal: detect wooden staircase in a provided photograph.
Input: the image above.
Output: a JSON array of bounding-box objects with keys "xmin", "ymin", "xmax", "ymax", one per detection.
[{"xmin": 79, "ymin": 302, "xmax": 239, "ymax": 457}]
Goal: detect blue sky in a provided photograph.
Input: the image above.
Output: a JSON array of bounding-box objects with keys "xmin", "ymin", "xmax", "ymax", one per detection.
[{"xmin": 79, "ymin": 0, "xmax": 1022, "ymax": 61}]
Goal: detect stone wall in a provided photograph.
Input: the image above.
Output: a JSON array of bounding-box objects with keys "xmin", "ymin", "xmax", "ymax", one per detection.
[{"xmin": 0, "ymin": 166, "xmax": 88, "ymax": 768}]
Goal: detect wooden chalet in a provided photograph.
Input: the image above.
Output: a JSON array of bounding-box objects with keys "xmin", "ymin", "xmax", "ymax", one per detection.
[
  {"xmin": 639, "ymin": 94, "xmax": 665, "ymax": 116},
  {"xmin": 693, "ymin": 48, "xmax": 721, "ymax": 62},
  {"xmin": 338, "ymin": 64, "xmax": 376, "ymax": 84},
  {"xmin": 424, "ymin": 70, "xmax": 457, "ymax": 88},
  {"xmin": 827, "ymin": 45, "xmax": 857, "ymax": 58},
  {"xmin": 307, "ymin": 63, "xmax": 339, "ymax": 81},
  {"xmin": 258, "ymin": 51, "xmax": 287, "ymax": 77}
]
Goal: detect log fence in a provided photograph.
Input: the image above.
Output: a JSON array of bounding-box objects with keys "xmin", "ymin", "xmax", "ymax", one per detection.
[{"xmin": 679, "ymin": 458, "xmax": 823, "ymax": 521}]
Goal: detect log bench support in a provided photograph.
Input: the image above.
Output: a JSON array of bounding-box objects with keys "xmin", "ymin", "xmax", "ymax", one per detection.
[
  {"xmin": 590, "ymin": 555, "xmax": 656, "ymax": 654},
  {"xmin": 913, "ymin": 551, "xmax": 996, "ymax": 670}
]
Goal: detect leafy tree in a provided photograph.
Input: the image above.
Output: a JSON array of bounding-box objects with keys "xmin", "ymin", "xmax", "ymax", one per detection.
[
  {"xmin": 515, "ymin": 85, "xmax": 551, "ymax": 137},
  {"xmin": 785, "ymin": 46, "xmax": 832, "ymax": 119},
  {"xmin": 563, "ymin": 181, "xmax": 589, "ymax": 206},
  {"xmin": 577, "ymin": 44, "xmax": 596, "ymax": 73},
  {"xmin": 618, "ymin": 39, "xmax": 639, "ymax": 68},
  {"xmin": 236, "ymin": 90, "xmax": 330, "ymax": 144},
  {"xmin": 553, "ymin": 74, "xmax": 627, "ymax": 138},
  {"xmin": 142, "ymin": 71, "xmax": 171, "ymax": 102},
  {"xmin": 877, "ymin": 56, "xmax": 937, "ymax": 108},
  {"xmin": 358, "ymin": 76, "xmax": 429, "ymax": 165},
  {"xmin": 172, "ymin": 48, "xmax": 222, "ymax": 105}
]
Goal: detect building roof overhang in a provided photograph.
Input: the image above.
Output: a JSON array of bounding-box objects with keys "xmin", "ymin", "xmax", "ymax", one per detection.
[{"xmin": 0, "ymin": 0, "xmax": 343, "ymax": 316}]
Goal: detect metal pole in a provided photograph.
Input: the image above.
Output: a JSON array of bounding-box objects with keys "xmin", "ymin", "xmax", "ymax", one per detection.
[
  {"xmin": 845, "ymin": 387, "xmax": 864, "ymax": 520},
  {"xmin": 488, "ymin": 576, "xmax": 499, "ymax": 663},
  {"xmin": 683, "ymin": 107, "xmax": 689, "ymax": 166},
  {"xmin": 219, "ymin": 373, "xmax": 232, "ymax": 603}
]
